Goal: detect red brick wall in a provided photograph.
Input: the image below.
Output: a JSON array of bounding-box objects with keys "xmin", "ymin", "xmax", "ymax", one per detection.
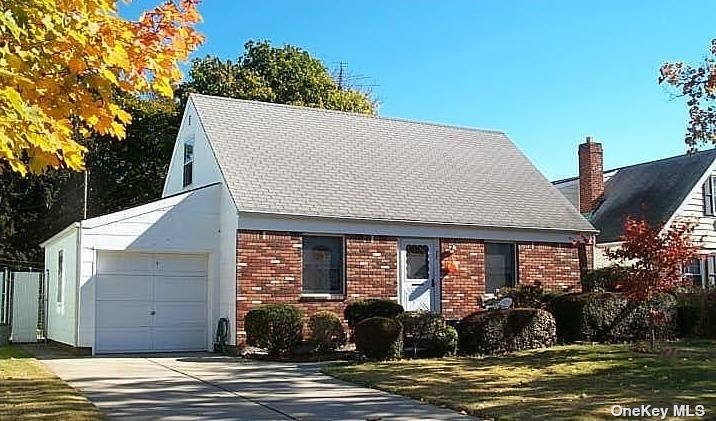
[
  {"xmin": 236, "ymin": 230, "xmax": 397, "ymax": 344},
  {"xmin": 439, "ymin": 239, "xmax": 485, "ymax": 320},
  {"xmin": 517, "ymin": 242, "xmax": 582, "ymax": 292}
]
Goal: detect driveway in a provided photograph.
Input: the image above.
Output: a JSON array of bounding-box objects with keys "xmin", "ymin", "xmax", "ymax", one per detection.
[{"xmin": 29, "ymin": 348, "xmax": 469, "ymax": 420}]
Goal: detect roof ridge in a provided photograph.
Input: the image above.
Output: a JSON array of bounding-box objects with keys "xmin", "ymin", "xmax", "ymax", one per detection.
[{"xmin": 188, "ymin": 93, "xmax": 506, "ymax": 135}]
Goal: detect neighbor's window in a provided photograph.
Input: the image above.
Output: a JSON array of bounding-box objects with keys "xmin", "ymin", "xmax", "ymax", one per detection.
[
  {"xmin": 57, "ymin": 250, "xmax": 64, "ymax": 303},
  {"xmin": 683, "ymin": 259, "xmax": 703, "ymax": 287},
  {"xmin": 302, "ymin": 236, "xmax": 344, "ymax": 295},
  {"xmin": 485, "ymin": 242, "xmax": 516, "ymax": 293},
  {"xmin": 703, "ymin": 176, "xmax": 716, "ymax": 216},
  {"xmin": 183, "ymin": 141, "xmax": 194, "ymax": 187}
]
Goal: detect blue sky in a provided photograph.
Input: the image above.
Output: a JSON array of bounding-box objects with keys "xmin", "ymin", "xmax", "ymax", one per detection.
[{"xmin": 123, "ymin": 1, "xmax": 716, "ymax": 180}]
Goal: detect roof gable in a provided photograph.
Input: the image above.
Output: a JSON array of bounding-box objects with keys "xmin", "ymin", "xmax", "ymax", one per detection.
[{"xmin": 190, "ymin": 94, "xmax": 594, "ymax": 232}]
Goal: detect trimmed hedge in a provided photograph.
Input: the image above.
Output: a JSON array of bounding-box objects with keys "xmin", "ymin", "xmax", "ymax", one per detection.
[
  {"xmin": 676, "ymin": 290, "xmax": 716, "ymax": 339},
  {"xmin": 354, "ymin": 316, "xmax": 403, "ymax": 360},
  {"xmin": 245, "ymin": 304, "xmax": 303, "ymax": 356},
  {"xmin": 457, "ymin": 308, "xmax": 556, "ymax": 355},
  {"xmin": 344, "ymin": 299, "xmax": 404, "ymax": 328},
  {"xmin": 550, "ymin": 292, "xmax": 677, "ymax": 343},
  {"xmin": 398, "ymin": 311, "xmax": 458, "ymax": 357},
  {"xmin": 308, "ymin": 311, "xmax": 347, "ymax": 353},
  {"xmin": 580, "ymin": 266, "xmax": 630, "ymax": 292}
]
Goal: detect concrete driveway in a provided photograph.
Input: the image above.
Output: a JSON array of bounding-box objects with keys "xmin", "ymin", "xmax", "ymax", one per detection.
[{"xmin": 30, "ymin": 348, "xmax": 470, "ymax": 420}]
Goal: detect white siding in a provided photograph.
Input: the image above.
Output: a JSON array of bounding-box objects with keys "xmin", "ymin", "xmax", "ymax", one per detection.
[
  {"xmin": 163, "ymin": 103, "xmax": 224, "ymax": 196},
  {"xmin": 669, "ymin": 164, "xmax": 716, "ymax": 251},
  {"xmin": 218, "ymin": 183, "xmax": 238, "ymax": 344},
  {"xmin": 44, "ymin": 226, "xmax": 79, "ymax": 346},
  {"xmin": 76, "ymin": 185, "xmax": 222, "ymax": 350}
]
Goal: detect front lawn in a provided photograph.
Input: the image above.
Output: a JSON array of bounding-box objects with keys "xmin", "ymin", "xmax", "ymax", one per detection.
[
  {"xmin": 324, "ymin": 340, "xmax": 716, "ymax": 420},
  {"xmin": 0, "ymin": 346, "xmax": 102, "ymax": 420}
]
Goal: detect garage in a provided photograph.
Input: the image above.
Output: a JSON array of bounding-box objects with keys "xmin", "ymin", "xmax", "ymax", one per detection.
[{"xmin": 95, "ymin": 252, "xmax": 208, "ymax": 353}]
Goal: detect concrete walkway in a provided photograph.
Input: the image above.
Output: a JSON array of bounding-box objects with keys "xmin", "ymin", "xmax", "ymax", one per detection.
[{"xmin": 28, "ymin": 347, "xmax": 470, "ymax": 420}]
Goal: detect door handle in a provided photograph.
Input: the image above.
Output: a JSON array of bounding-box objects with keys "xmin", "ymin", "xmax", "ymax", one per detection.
[{"xmin": 150, "ymin": 310, "xmax": 156, "ymax": 316}]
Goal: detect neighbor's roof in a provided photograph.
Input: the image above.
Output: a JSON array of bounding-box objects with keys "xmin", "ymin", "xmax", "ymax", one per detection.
[
  {"xmin": 555, "ymin": 149, "xmax": 716, "ymax": 243},
  {"xmin": 190, "ymin": 94, "xmax": 594, "ymax": 232}
]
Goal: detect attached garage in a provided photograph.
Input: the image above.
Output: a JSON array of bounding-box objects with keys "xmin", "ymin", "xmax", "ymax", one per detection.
[
  {"xmin": 41, "ymin": 184, "xmax": 237, "ymax": 354},
  {"xmin": 94, "ymin": 252, "xmax": 208, "ymax": 353}
]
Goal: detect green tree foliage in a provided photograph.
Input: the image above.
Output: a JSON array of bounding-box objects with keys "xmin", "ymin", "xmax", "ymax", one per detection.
[
  {"xmin": 178, "ymin": 40, "xmax": 376, "ymax": 114},
  {"xmin": 0, "ymin": 40, "xmax": 377, "ymax": 265}
]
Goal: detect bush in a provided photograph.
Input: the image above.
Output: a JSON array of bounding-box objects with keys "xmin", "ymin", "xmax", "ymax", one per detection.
[
  {"xmin": 496, "ymin": 283, "xmax": 562, "ymax": 309},
  {"xmin": 344, "ymin": 299, "xmax": 404, "ymax": 328},
  {"xmin": 245, "ymin": 304, "xmax": 303, "ymax": 356},
  {"xmin": 550, "ymin": 292, "xmax": 677, "ymax": 343},
  {"xmin": 676, "ymin": 290, "xmax": 716, "ymax": 339},
  {"xmin": 354, "ymin": 316, "xmax": 403, "ymax": 360},
  {"xmin": 308, "ymin": 311, "xmax": 347, "ymax": 353},
  {"xmin": 457, "ymin": 308, "xmax": 556, "ymax": 355},
  {"xmin": 398, "ymin": 311, "xmax": 458, "ymax": 357},
  {"xmin": 581, "ymin": 265, "xmax": 630, "ymax": 292}
]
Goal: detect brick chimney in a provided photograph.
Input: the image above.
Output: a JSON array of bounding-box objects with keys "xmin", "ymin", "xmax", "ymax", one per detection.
[{"xmin": 578, "ymin": 136, "xmax": 604, "ymax": 214}]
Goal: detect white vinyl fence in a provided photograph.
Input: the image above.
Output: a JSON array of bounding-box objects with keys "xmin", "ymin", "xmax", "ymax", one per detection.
[{"xmin": 1, "ymin": 267, "xmax": 46, "ymax": 344}]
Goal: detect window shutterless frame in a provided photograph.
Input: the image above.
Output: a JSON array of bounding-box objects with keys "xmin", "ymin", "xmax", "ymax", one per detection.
[
  {"xmin": 182, "ymin": 140, "xmax": 194, "ymax": 188},
  {"xmin": 57, "ymin": 249, "xmax": 64, "ymax": 304},
  {"xmin": 300, "ymin": 234, "xmax": 346, "ymax": 297},
  {"xmin": 704, "ymin": 176, "xmax": 715, "ymax": 216},
  {"xmin": 484, "ymin": 241, "xmax": 518, "ymax": 294}
]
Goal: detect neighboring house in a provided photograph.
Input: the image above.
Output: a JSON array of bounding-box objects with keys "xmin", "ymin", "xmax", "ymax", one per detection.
[
  {"xmin": 41, "ymin": 94, "xmax": 595, "ymax": 354},
  {"xmin": 553, "ymin": 137, "xmax": 716, "ymax": 288}
]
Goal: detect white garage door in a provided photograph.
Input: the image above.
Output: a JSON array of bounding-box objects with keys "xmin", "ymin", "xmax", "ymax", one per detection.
[{"xmin": 95, "ymin": 252, "xmax": 208, "ymax": 353}]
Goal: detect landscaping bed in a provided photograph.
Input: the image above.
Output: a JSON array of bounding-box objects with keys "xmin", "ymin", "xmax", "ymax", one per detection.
[
  {"xmin": 0, "ymin": 346, "xmax": 102, "ymax": 420},
  {"xmin": 323, "ymin": 340, "xmax": 716, "ymax": 420}
]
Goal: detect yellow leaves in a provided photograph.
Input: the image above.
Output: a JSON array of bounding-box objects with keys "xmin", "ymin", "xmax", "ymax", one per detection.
[{"xmin": 0, "ymin": 0, "xmax": 203, "ymax": 174}]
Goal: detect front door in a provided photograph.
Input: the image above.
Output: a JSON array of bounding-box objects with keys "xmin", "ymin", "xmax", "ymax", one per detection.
[{"xmin": 399, "ymin": 239, "xmax": 439, "ymax": 312}]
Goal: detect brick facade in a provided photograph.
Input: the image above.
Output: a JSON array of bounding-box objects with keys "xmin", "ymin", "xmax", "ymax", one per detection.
[
  {"xmin": 517, "ymin": 242, "xmax": 582, "ymax": 291},
  {"xmin": 439, "ymin": 239, "xmax": 485, "ymax": 319},
  {"xmin": 236, "ymin": 230, "xmax": 587, "ymax": 345},
  {"xmin": 236, "ymin": 230, "xmax": 397, "ymax": 344}
]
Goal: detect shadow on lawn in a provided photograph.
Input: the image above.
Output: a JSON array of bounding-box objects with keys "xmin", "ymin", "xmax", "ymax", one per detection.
[
  {"xmin": 327, "ymin": 342, "xmax": 716, "ymax": 420},
  {"xmin": 0, "ymin": 377, "xmax": 102, "ymax": 420}
]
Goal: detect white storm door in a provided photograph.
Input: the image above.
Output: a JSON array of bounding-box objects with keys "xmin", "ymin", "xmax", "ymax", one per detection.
[{"xmin": 399, "ymin": 239, "xmax": 439, "ymax": 312}]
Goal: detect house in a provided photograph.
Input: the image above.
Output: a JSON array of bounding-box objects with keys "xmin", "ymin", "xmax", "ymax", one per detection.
[
  {"xmin": 553, "ymin": 137, "xmax": 716, "ymax": 288},
  {"xmin": 41, "ymin": 94, "xmax": 596, "ymax": 354}
]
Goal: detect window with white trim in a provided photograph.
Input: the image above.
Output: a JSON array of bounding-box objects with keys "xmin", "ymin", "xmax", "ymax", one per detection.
[
  {"xmin": 183, "ymin": 141, "xmax": 194, "ymax": 187},
  {"xmin": 683, "ymin": 258, "xmax": 703, "ymax": 287},
  {"xmin": 57, "ymin": 250, "xmax": 64, "ymax": 303},
  {"xmin": 703, "ymin": 176, "xmax": 715, "ymax": 216},
  {"xmin": 485, "ymin": 242, "xmax": 517, "ymax": 294},
  {"xmin": 302, "ymin": 235, "xmax": 344, "ymax": 295}
]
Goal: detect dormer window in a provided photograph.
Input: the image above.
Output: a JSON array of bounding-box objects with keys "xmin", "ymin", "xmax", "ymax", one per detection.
[
  {"xmin": 183, "ymin": 141, "xmax": 194, "ymax": 187},
  {"xmin": 703, "ymin": 176, "xmax": 715, "ymax": 216}
]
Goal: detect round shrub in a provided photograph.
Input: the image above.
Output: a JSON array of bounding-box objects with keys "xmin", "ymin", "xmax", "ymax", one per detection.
[
  {"xmin": 344, "ymin": 299, "xmax": 404, "ymax": 328},
  {"xmin": 458, "ymin": 308, "xmax": 556, "ymax": 355},
  {"xmin": 398, "ymin": 311, "xmax": 457, "ymax": 357},
  {"xmin": 354, "ymin": 316, "xmax": 403, "ymax": 360},
  {"xmin": 308, "ymin": 311, "xmax": 347, "ymax": 353},
  {"xmin": 245, "ymin": 304, "xmax": 303, "ymax": 356},
  {"xmin": 580, "ymin": 266, "xmax": 630, "ymax": 292},
  {"xmin": 676, "ymin": 290, "xmax": 716, "ymax": 339},
  {"xmin": 550, "ymin": 292, "xmax": 677, "ymax": 343},
  {"xmin": 496, "ymin": 283, "xmax": 562, "ymax": 309}
]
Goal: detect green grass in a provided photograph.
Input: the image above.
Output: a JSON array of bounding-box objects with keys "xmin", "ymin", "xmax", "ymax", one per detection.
[
  {"xmin": 324, "ymin": 340, "xmax": 716, "ymax": 420},
  {"xmin": 0, "ymin": 346, "xmax": 102, "ymax": 420}
]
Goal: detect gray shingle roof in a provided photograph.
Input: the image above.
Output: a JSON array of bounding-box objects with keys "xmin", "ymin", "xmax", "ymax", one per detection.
[
  {"xmin": 190, "ymin": 94, "xmax": 594, "ymax": 232},
  {"xmin": 589, "ymin": 150, "xmax": 716, "ymax": 243}
]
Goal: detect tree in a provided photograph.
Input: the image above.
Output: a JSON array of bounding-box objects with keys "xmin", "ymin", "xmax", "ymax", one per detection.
[
  {"xmin": 177, "ymin": 41, "xmax": 376, "ymax": 114},
  {"xmin": 660, "ymin": 39, "xmax": 716, "ymax": 150},
  {"xmin": 606, "ymin": 216, "xmax": 698, "ymax": 348},
  {"xmin": 0, "ymin": 0, "xmax": 203, "ymax": 175}
]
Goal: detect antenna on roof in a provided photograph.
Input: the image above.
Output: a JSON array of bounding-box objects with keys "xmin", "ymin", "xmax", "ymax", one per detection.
[{"xmin": 331, "ymin": 62, "xmax": 379, "ymax": 92}]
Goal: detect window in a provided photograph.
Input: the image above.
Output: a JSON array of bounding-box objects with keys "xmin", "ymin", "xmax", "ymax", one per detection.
[
  {"xmin": 183, "ymin": 142, "xmax": 194, "ymax": 187},
  {"xmin": 683, "ymin": 259, "xmax": 703, "ymax": 287},
  {"xmin": 485, "ymin": 242, "xmax": 516, "ymax": 294},
  {"xmin": 57, "ymin": 250, "xmax": 64, "ymax": 303},
  {"xmin": 703, "ymin": 176, "xmax": 715, "ymax": 216},
  {"xmin": 406, "ymin": 245, "xmax": 429, "ymax": 279},
  {"xmin": 302, "ymin": 236, "xmax": 344, "ymax": 295}
]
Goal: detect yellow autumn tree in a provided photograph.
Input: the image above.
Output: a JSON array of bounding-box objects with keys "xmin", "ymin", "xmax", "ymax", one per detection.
[{"xmin": 0, "ymin": 0, "xmax": 203, "ymax": 174}]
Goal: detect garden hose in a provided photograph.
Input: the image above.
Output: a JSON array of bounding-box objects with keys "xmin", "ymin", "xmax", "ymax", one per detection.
[{"xmin": 214, "ymin": 317, "xmax": 230, "ymax": 354}]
